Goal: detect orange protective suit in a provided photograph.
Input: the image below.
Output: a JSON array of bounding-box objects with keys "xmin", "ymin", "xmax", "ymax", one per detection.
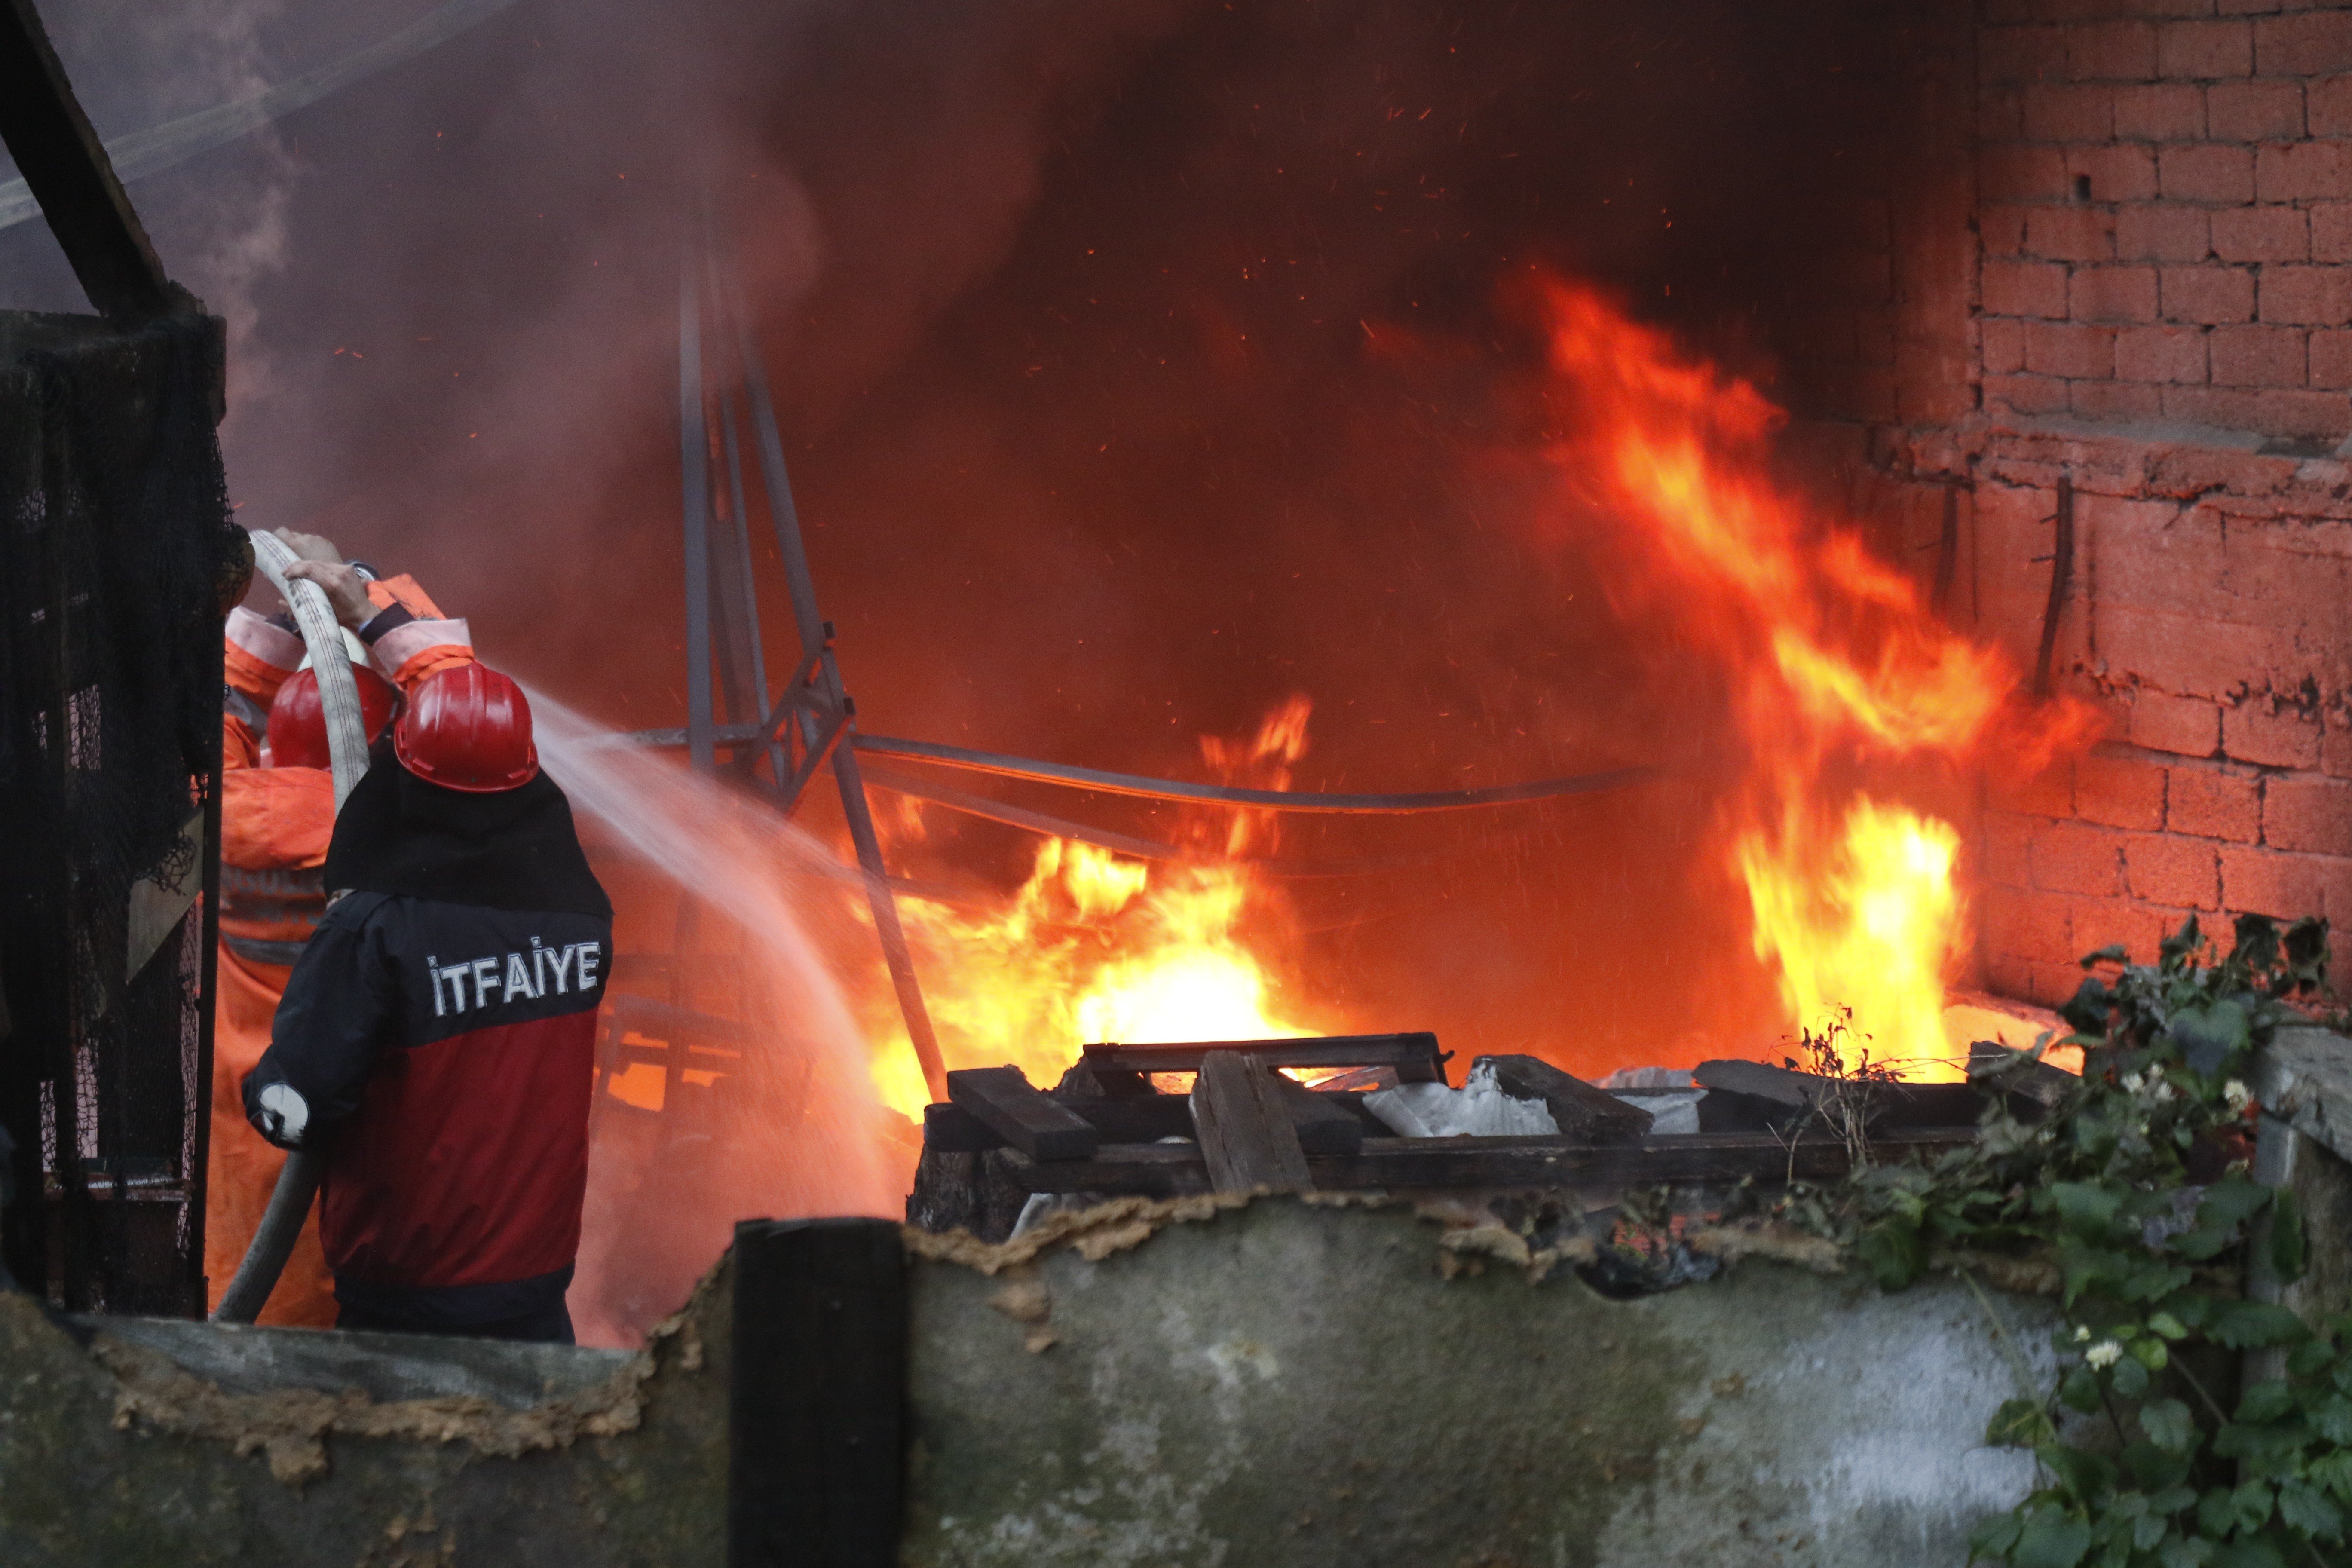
[{"xmin": 206, "ymin": 574, "xmax": 474, "ymax": 1323}]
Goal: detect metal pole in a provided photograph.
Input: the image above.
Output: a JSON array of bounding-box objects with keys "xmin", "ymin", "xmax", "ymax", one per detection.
[
  {"xmin": 718, "ymin": 392, "xmax": 788, "ymax": 786},
  {"xmin": 680, "ymin": 257, "xmax": 716, "ymax": 775},
  {"xmin": 717, "ymin": 261, "xmax": 947, "ymax": 1103}
]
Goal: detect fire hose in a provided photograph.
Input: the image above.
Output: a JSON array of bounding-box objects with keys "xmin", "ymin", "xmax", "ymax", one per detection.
[{"xmin": 210, "ymin": 530, "xmax": 372, "ymax": 1325}]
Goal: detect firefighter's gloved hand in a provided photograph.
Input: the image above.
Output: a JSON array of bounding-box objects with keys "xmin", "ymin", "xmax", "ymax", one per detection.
[
  {"xmin": 272, "ymin": 528, "xmax": 344, "ymax": 566},
  {"xmin": 283, "ymin": 560, "xmax": 377, "ymax": 629},
  {"xmin": 253, "ymin": 1083, "xmax": 312, "ymax": 1149}
]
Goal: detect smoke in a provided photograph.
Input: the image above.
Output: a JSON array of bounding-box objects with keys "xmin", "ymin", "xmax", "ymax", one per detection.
[{"xmin": 2, "ymin": 0, "xmax": 1961, "ymax": 1302}]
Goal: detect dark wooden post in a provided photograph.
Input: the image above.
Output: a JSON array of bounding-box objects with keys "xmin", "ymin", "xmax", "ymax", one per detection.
[
  {"xmin": 0, "ymin": 0, "xmax": 174, "ymax": 320},
  {"xmin": 730, "ymin": 1218, "xmax": 908, "ymax": 1568}
]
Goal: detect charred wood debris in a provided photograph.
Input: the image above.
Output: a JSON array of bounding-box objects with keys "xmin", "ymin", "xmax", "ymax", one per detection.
[{"xmin": 908, "ymin": 1033, "xmax": 2071, "ymax": 1296}]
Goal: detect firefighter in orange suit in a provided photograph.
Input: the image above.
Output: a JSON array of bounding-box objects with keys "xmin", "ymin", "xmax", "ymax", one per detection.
[{"xmin": 209, "ymin": 529, "xmax": 475, "ymax": 1322}]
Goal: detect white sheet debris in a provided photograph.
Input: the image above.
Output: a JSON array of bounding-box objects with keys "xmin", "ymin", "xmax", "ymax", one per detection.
[{"xmin": 1363, "ymin": 1061, "xmax": 1561, "ymax": 1139}]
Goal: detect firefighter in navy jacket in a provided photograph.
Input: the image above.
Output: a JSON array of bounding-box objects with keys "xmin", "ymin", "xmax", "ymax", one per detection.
[{"xmin": 245, "ymin": 658, "xmax": 612, "ymax": 1343}]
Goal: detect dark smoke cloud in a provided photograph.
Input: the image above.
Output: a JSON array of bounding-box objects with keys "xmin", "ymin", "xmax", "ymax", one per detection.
[{"xmin": 3, "ymin": 0, "xmax": 1944, "ymax": 1076}]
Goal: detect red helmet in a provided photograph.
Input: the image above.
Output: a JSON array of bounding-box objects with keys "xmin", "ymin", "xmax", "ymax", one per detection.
[
  {"xmin": 266, "ymin": 664, "xmax": 399, "ymax": 769},
  {"xmin": 394, "ymin": 663, "xmax": 539, "ymax": 792}
]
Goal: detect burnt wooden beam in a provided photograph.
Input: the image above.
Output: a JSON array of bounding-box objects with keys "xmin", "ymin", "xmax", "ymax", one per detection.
[
  {"xmin": 730, "ymin": 1218, "xmax": 906, "ymax": 1568},
  {"xmin": 1266, "ymin": 1073, "xmax": 1367, "ymax": 1156},
  {"xmin": 1694, "ymin": 1059, "xmax": 1997, "ymax": 1131},
  {"xmin": 927, "ymin": 1084, "xmax": 1369, "ymax": 1155},
  {"xmin": 1083, "ymin": 1031, "xmax": 1448, "ymax": 1083},
  {"xmin": 1191, "ymin": 1052, "xmax": 1311, "ymax": 1193},
  {"xmin": 0, "ymin": 0, "xmax": 174, "ymax": 321},
  {"xmin": 1001, "ymin": 1127, "xmax": 1980, "ymax": 1198},
  {"xmin": 946, "ymin": 1066, "xmax": 1097, "ymax": 1161},
  {"xmin": 1968, "ymin": 1040, "xmax": 2078, "ymax": 1112},
  {"xmin": 1480, "ymin": 1054, "xmax": 1652, "ymax": 1142}
]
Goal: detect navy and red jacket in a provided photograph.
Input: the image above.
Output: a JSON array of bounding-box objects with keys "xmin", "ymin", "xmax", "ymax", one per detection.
[{"xmin": 245, "ymin": 891, "xmax": 611, "ymax": 1325}]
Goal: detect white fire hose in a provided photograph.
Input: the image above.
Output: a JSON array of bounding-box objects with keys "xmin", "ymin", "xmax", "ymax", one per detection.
[{"xmin": 211, "ymin": 531, "xmax": 372, "ymax": 1324}]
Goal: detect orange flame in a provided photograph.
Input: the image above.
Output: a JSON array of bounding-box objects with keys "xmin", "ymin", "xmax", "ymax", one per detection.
[
  {"xmin": 866, "ymin": 698, "xmax": 1326, "ymax": 1117},
  {"xmin": 1538, "ymin": 280, "xmax": 2092, "ymax": 1077}
]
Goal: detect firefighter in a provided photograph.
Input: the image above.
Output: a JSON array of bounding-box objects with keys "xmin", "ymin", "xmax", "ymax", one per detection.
[
  {"xmin": 210, "ymin": 530, "xmax": 475, "ymax": 1324},
  {"xmin": 242, "ymin": 660, "xmax": 614, "ymax": 1344}
]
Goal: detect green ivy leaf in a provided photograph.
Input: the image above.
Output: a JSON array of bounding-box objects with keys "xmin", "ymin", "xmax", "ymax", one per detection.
[
  {"xmin": 2212, "ymin": 1302, "xmax": 2313, "ymax": 1350},
  {"xmin": 2111, "ymin": 1355, "xmax": 2151, "ymax": 1400},
  {"xmin": 2231, "ymin": 1481, "xmax": 2276, "ymax": 1534},
  {"xmin": 2140, "ymin": 1400, "xmax": 2198, "ymax": 1453},
  {"xmin": 1858, "ymin": 1217, "xmax": 1926, "ymax": 1291},
  {"xmin": 2125, "ymin": 1264, "xmax": 2195, "ymax": 1303},
  {"xmin": 1972, "ymin": 1513, "xmax": 2026, "ymax": 1559},
  {"xmin": 2200, "ymin": 1489, "xmax": 2240, "ymax": 1537},
  {"xmin": 2270, "ymin": 1189, "xmax": 2306, "ymax": 1287},
  {"xmin": 2239, "ymin": 1381, "xmax": 2297, "ymax": 1424},
  {"xmin": 2054, "ymin": 1183, "xmax": 2126, "ymax": 1240},
  {"xmin": 2156, "ymin": 1538, "xmax": 2212, "ymax": 1568},
  {"xmin": 2198, "ymin": 1177, "xmax": 2273, "ymax": 1233},
  {"xmin": 2150, "ymin": 1485, "xmax": 2198, "ymax": 1516},
  {"xmin": 2208, "ymin": 1541, "xmax": 2284, "ymax": 1568},
  {"xmin": 2287, "ymin": 1340, "xmax": 2334, "ymax": 1380},
  {"xmin": 2130, "ymin": 1337, "xmax": 2170, "ymax": 1372},
  {"xmin": 2315, "ymin": 1398, "xmax": 2352, "ymax": 1446},
  {"xmin": 2014, "ymin": 1510, "xmax": 2094, "ymax": 1568},
  {"xmin": 2147, "ymin": 1311, "xmax": 2190, "ymax": 1341},
  {"xmin": 2165, "ymin": 1000, "xmax": 2249, "ymax": 1078},
  {"xmin": 2171, "ymin": 1228, "xmax": 2234, "ymax": 1262},
  {"xmin": 1990, "ymin": 1398, "xmax": 2056, "ymax": 1449},
  {"xmin": 2278, "ymin": 1480, "xmax": 2343, "ymax": 1540},
  {"xmin": 2061, "ymin": 1366, "xmax": 2105, "ymax": 1414},
  {"xmin": 2308, "ymin": 1450, "xmax": 2352, "ymax": 1504},
  {"xmin": 2042, "ymin": 1445, "xmax": 2117, "ymax": 1504}
]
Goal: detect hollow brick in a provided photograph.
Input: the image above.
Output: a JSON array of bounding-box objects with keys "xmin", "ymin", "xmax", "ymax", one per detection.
[
  {"xmin": 2254, "ymin": 10, "xmax": 2352, "ymax": 76},
  {"xmin": 2220, "ymin": 845, "xmax": 2331, "ymax": 921},
  {"xmin": 2026, "ymin": 204, "xmax": 2117, "ymax": 261},
  {"xmin": 2209, "ymin": 203, "xmax": 2309, "ymax": 261},
  {"xmin": 2208, "ymin": 322, "xmax": 2308, "ymax": 385},
  {"xmin": 2256, "ymin": 139, "xmax": 2352, "ymax": 202},
  {"xmin": 2167, "ymin": 762, "xmax": 2262, "ymax": 839},
  {"xmin": 2319, "ymin": 855, "xmax": 2352, "ymax": 927},
  {"xmin": 2128, "ymin": 689, "xmax": 2224, "ymax": 755},
  {"xmin": 2024, "ymin": 83, "xmax": 2119, "ymax": 141},
  {"xmin": 2259, "ymin": 264, "xmax": 2352, "ymax": 325},
  {"xmin": 2116, "ymin": 83, "xmax": 2208, "ymax": 140},
  {"xmin": 2075, "ymin": 379, "xmax": 2167, "ymax": 419},
  {"xmin": 2207, "ymin": 78, "xmax": 2306, "ymax": 138},
  {"xmin": 2033, "ymin": 819, "xmax": 2128, "ymax": 894},
  {"xmin": 1984, "ymin": 953, "xmax": 2080, "ymax": 1009},
  {"xmin": 2075, "ymin": 752, "xmax": 2169, "ymax": 828},
  {"xmin": 2073, "ymin": 897, "xmax": 2178, "ymax": 963},
  {"xmin": 1981, "ymin": 810, "xmax": 2041, "ymax": 889},
  {"xmin": 1984, "ymin": 87, "xmax": 2028, "ymax": 141},
  {"xmin": 2264, "ymin": 773, "xmax": 2352, "ymax": 853},
  {"xmin": 2226, "ymin": 702, "xmax": 2324, "ymax": 767},
  {"xmin": 1983, "ymin": 204, "xmax": 2031, "ymax": 260},
  {"xmin": 2159, "ymin": 141, "xmax": 2256, "ymax": 202},
  {"xmin": 1988, "ymin": 259, "xmax": 2074, "ymax": 318},
  {"xmin": 2308, "ymin": 72, "xmax": 2352, "ymax": 135},
  {"xmin": 2157, "ymin": 18, "xmax": 2253, "ymax": 77},
  {"xmin": 1984, "ymin": 890, "xmax": 2083, "ymax": 968},
  {"xmin": 2069, "ymin": 143, "xmax": 2162, "ymax": 202},
  {"xmin": 2161, "ymin": 382, "xmax": 2267, "ymax": 426},
  {"xmin": 2116, "ymin": 322, "xmax": 2210, "ymax": 380},
  {"xmin": 2073, "ymin": 21, "xmax": 2160, "ymax": 80},
  {"xmin": 1984, "ymin": 145, "xmax": 2075, "ymax": 202},
  {"xmin": 1986, "ymin": 372, "xmax": 2076, "ymax": 416},
  {"xmin": 2027, "ymin": 320, "xmax": 2120, "ymax": 376},
  {"xmin": 1986, "ymin": 25, "xmax": 2071, "ymax": 84},
  {"xmin": 1983, "ymin": 317, "xmax": 2029, "ymax": 375},
  {"xmin": 2125, "ymin": 833, "xmax": 2223, "ymax": 907},
  {"xmin": 2160, "ymin": 263, "xmax": 2257, "ymax": 322},
  {"xmin": 2252, "ymin": 387, "xmax": 2351, "ymax": 436},
  {"xmin": 2114, "ymin": 202, "xmax": 2211, "ymax": 260},
  {"xmin": 2073, "ymin": 263, "xmax": 2162, "ymax": 320},
  {"xmin": 2313, "ymin": 328, "xmax": 2352, "ymax": 386}
]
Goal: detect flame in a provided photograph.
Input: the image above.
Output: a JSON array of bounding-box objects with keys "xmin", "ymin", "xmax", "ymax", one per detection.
[
  {"xmin": 866, "ymin": 698, "xmax": 1325, "ymax": 1117},
  {"xmin": 1537, "ymin": 279, "xmax": 2093, "ymax": 1078}
]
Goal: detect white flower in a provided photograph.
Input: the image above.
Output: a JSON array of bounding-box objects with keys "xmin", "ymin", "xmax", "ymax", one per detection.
[
  {"xmin": 2073, "ymin": 1325, "xmax": 2092, "ymax": 1343},
  {"xmin": 2151, "ymin": 1080, "xmax": 2177, "ymax": 1104},
  {"xmin": 2224, "ymin": 1080, "xmax": 2254, "ymax": 1112},
  {"xmin": 2085, "ymin": 1340, "xmax": 2124, "ymax": 1369},
  {"xmin": 2121, "ymin": 1071, "xmax": 2146, "ymax": 1094}
]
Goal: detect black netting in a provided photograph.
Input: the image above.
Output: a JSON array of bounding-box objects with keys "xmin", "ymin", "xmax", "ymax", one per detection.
[{"xmin": 0, "ymin": 308, "xmax": 244, "ymax": 1314}]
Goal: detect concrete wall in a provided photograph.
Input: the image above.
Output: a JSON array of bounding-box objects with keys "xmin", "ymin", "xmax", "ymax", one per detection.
[{"xmin": 1, "ymin": 1195, "xmax": 2061, "ymax": 1567}]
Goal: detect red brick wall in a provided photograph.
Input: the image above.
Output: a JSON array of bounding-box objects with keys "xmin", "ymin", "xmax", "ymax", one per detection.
[{"xmin": 1980, "ymin": 0, "xmax": 2352, "ymax": 447}]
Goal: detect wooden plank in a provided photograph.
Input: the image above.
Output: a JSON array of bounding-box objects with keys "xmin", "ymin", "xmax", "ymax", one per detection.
[
  {"xmin": 946, "ymin": 1067, "xmax": 1097, "ymax": 1162},
  {"xmin": 1190, "ymin": 1052, "xmax": 1311, "ymax": 1193},
  {"xmin": 1265, "ymin": 1074, "xmax": 1366, "ymax": 1156},
  {"xmin": 1697, "ymin": 1058, "xmax": 1997, "ymax": 1129},
  {"xmin": 1968, "ymin": 1040, "xmax": 2079, "ymax": 1115},
  {"xmin": 1084, "ymin": 1032, "xmax": 1447, "ymax": 1083},
  {"xmin": 730, "ymin": 1217, "xmax": 905, "ymax": 1568},
  {"xmin": 1002, "ymin": 1127, "xmax": 1979, "ymax": 1197},
  {"xmin": 1480, "ymin": 1054, "xmax": 1651, "ymax": 1142},
  {"xmin": 0, "ymin": 0, "xmax": 174, "ymax": 320}
]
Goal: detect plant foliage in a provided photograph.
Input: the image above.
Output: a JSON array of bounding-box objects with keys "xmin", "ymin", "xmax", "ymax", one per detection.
[{"xmin": 1779, "ymin": 913, "xmax": 2340, "ymax": 1568}]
